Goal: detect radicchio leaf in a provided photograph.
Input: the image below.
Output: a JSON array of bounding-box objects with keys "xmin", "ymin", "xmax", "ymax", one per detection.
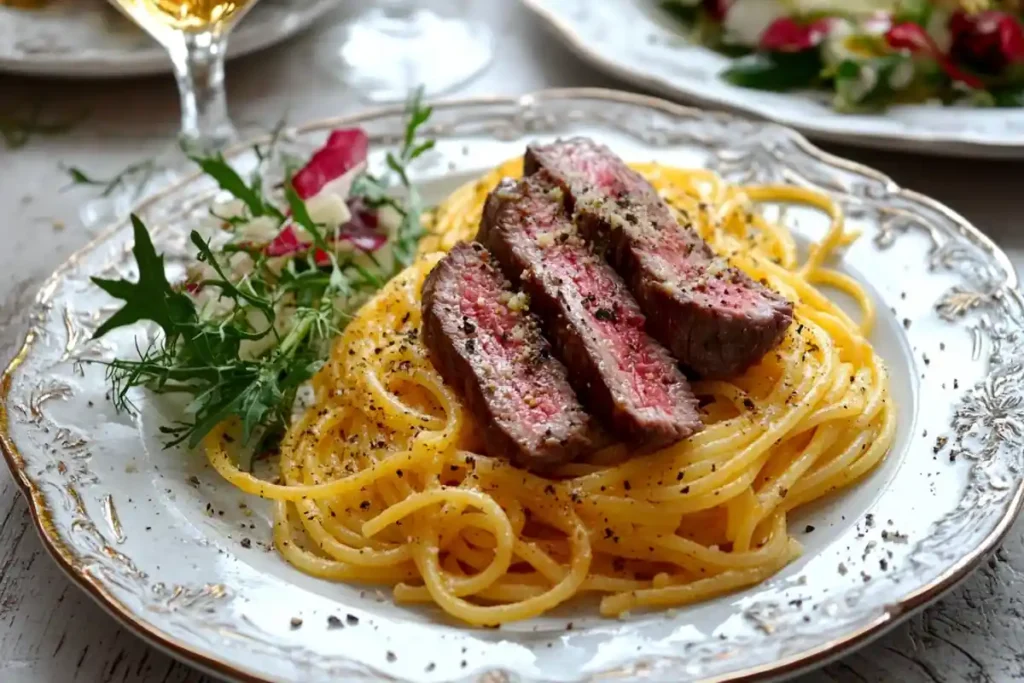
[
  {"xmin": 266, "ymin": 198, "xmax": 387, "ymax": 263},
  {"xmin": 887, "ymin": 21, "xmax": 984, "ymax": 88},
  {"xmin": 266, "ymin": 129, "xmax": 387, "ymax": 261},
  {"xmin": 759, "ymin": 17, "xmax": 832, "ymax": 53},
  {"xmin": 291, "ymin": 129, "xmax": 369, "ymax": 200},
  {"xmin": 950, "ymin": 10, "xmax": 1024, "ymax": 76}
]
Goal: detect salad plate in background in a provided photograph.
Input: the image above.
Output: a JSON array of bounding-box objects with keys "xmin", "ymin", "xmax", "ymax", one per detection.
[
  {"xmin": 0, "ymin": 0, "xmax": 341, "ymax": 78},
  {"xmin": 521, "ymin": 0, "xmax": 1024, "ymax": 158}
]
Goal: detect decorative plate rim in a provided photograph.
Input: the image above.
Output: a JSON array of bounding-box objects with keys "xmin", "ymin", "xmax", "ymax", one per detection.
[
  {"xmin": 519, "ymin": 0, "xmax": 1024, "ymax": 159},
  {"xmin": 2, "ymin": 87, "xmax": 1022, "ymax": 683},
  {"xmin": 0, "ymin": 0, "xmax": 342, "ymax": 78}
]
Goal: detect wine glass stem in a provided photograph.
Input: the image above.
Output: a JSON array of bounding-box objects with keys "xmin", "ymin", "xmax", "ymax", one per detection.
[{"xmin": 168, "ymin": 30, "xmax": 236, "ymax": 152}]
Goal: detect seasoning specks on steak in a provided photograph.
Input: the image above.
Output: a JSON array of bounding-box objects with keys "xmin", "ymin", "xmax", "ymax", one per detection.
[
  {"xmin": 525, "ymin": 138, "xmax": 794, "ymax": 378},
  {"xmin": 479, "ymin": 174, "xmax": 702, "ymax": 450},
  {"xmin": 421, "ymin": 242, "xmax": 598, "ymax": 470}
]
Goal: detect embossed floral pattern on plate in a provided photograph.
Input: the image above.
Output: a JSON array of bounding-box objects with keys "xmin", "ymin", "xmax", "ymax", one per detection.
[
  {"xmin": 1, "ymin": 89, "xmax": 1022, "ymax": 683},
  {"xmin": 521, "ymin": 0, "xmax": 1024, "ymax": 159}
]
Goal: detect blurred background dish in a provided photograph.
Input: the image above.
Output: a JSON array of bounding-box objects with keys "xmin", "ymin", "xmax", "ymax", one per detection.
[
  {"xmin": 0, "ymin": 0, "xmax": 342, "ymax": 78},
  {"xmin": 521, "ymin": 0, "xmax": 1024, "ymax": 158},
  {"xmin": 656, "ymin": 1, "xmax": 1024, "ymax": 114},
  {"xmin": 316, "ymin": 0, "xmax": 494, "ymax": 102}
]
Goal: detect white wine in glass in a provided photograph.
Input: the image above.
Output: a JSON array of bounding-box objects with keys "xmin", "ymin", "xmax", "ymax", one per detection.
[{"xmin": 108, "ymin": 0, "xmax": 256, "ymax": 150}]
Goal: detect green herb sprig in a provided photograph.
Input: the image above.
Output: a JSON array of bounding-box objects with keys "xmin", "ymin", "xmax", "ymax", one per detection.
[
  {"xmin": 350, "ymin": 87, "xmax": 435, "ymax": 273},
  {"xmin": 90, "ymin": 91, "xmax": 434, "ymax": 457},
  {"xmin": 61, "ymin": 158, "xmax": 161, "ymax": 199}
]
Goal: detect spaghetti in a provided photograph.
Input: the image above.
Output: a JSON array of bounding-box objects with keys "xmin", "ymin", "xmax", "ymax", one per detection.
[{"xmin": 206, "ymin": 159, "xmax": 895, "ymax": 625}]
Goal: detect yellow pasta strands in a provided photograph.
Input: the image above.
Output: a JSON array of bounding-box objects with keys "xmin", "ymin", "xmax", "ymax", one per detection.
[{"xmin": 205, "ymin": 159, "xmax": 895, "ymax": 625}]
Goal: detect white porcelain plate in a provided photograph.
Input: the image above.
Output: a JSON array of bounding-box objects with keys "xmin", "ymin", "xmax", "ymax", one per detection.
[
  {"xmin": 0, "ymin": 0, "xmax": 340, "ymax": 78},
  {"xmin": 3, "ymin": 89, "xmax": 1023, "ymax": 683},
  {"xmin": 522, "ymin": 0, "xmax": 1024, "ymax": 159}
]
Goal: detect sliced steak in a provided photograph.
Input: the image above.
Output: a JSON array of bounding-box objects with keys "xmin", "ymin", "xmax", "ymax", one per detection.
[
  {"xmin": 479, "ymin": 175, "xmax": 702, "ymax": 450},
  {"xmin": 421, "ymin": 241, "xmax": 598, "ymax": 470},
  {"xmin": 524, "ymin": 138, "xmax": 794, "ymax": 378}
]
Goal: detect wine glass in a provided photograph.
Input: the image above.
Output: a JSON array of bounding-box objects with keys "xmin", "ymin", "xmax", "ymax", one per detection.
[
  {"xmin": 322, "ymin": 0, "xmax": 494, "ymax": 103},
  {"xmin": 107, "ymin": 0, "xmax": 253, "ymax": 151}
]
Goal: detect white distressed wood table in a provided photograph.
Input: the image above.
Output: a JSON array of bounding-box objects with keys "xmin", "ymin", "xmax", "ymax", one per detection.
[{"xmin": 2, "ymin": 3, "xmax": 1024, "ymax": 682}]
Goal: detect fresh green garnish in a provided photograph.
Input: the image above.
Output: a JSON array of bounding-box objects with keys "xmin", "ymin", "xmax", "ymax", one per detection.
[
  {"xmin": 351, "ymin": 87, "xmax": 435, "ymax": 273},
  {"xmin": 92, "ymin": 216, "xmax": 196, "ymax": 341},
  {"xmin": 59, "ymin": 116, "xmax": 292, "ymax": 201},
  {"xmin": 90, "ymin": 90, "xmax": 434, "ymax": 457},
  {"xmin": 60, "ymin": 158, "xmax": 161, "ymax": 199},
  {"xmin": 990, "ymin": 84, "xmax": 1024, "ymax": 107},
  {"xmin": 188, "ymin": 150, "xmax": 286, "ymax": 221},
  {"xmin": 723, "ymin": 51, "xmax": 824, "ymax": 92}
]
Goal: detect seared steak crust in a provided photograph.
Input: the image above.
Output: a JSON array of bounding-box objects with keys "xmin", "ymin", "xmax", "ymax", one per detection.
[
  {"xmin": 421, "ymin": 242, "xmax": 598, "ymax": 470},
  {"xmin": 479, "ymin": 174, "xmax": 702, "ymax": 450},
  {"xmin": 525, "ymin": 138, "xmax": 794, "ymax": 378}
]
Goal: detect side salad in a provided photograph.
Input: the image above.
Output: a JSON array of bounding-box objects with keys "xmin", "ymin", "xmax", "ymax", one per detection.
[
  {"xmin": 661, "ymin": 0, "xmax": 1024, "ymax": 110},
  {"xmin": 89, "ymin": 90, "xmax": 434, "ymax": 455}
]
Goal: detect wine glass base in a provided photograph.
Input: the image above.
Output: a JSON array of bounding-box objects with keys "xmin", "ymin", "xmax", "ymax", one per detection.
[
  {"xmin": 179, "ymin": 121, "xmax": 238, "ymax": 155},
  {"xmin": 324, "ymin": 8, "xmax": 494, "ymax": 103}
]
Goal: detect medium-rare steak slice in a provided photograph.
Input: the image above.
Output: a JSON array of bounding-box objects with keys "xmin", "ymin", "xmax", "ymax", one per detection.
[
  {"xmin": 524, "ymin": 138, "xmax": 794, "ymax": 378},
  {"xmin": 479, "ymin": 175, "xmax": 702, "ymax": 450},
  {"xmin": 421, "ymin": 241, "xmax": 598, "ymax": 470}
]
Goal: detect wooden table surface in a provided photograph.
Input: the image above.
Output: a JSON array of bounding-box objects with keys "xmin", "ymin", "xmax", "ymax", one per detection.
[{"xmin": 2, "ymin": 2, "xmax": 1024, "ymax": 681}]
